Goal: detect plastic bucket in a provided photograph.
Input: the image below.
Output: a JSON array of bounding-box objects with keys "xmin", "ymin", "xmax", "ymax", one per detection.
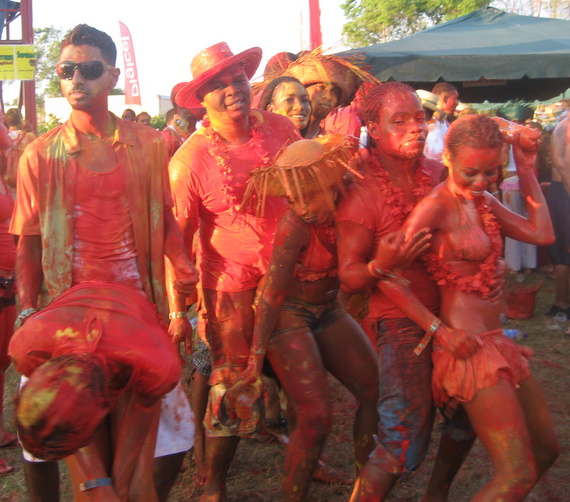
[{"xmin": 504, "ymin": 286, "xmax": 540, "ymax": 319}]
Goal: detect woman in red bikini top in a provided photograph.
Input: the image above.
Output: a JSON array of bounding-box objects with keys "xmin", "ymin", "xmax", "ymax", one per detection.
[
  {"xmin": 226, "ymin": 135, "xmax": 381, "ymax": 501},
  {"xmin": 374, "ymin": 114, "xmax": 559, "ymax": 501}
]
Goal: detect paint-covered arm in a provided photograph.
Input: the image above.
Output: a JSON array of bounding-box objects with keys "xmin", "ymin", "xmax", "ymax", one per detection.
[
  {"xmin": 15, "ymin": 235, "xmax": 43, "ymax": 314},
  {"xmin": 164, "ymin": 209, "xmax": 199, "ymax": 295},
  {"xmin": 336, "ymin": 220, "xmax": 431, "ymax": 295},
  {"xmin": 398, "ymin": 192, "xmax": 482, "ymax": 357},
  {"xmin": 377, "ymin": 277, "xmax": 481, "ymax": 358},
  {"xmin": 226, "ymin": 210, "xmax": 308, "ymax": 419},
  {"xmin": 67, "ymin": 443, "xmax": 123, "ymax": 502},
  {"xmin": 111, "ymin": 395, "xmax": 160, "ymax": 501},
  {"xmin": 251, "ymin": 211, "xmax": 308, "ymax": 368},
  {"xmin": 336, "ymin": 220, "xmax": 378, "ymax": 294},
  {"xmin": 166, "ymin": 213, "xmax": 199, "ymax": 354},
  {"xmin": 491, "ymin": 127, "xmax": 554, "ymax": 246}
]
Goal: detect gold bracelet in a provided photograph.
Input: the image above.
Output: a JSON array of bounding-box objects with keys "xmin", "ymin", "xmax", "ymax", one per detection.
[{"xmin": 169, "ymin": 311, "xmax": 187, "ymax": 319}]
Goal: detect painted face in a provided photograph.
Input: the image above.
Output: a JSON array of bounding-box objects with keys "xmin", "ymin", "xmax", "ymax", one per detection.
[
  {"xmin": 368, "ymin": 90, "xmax": 427, "ymax": 160},
  {"xmin": 59, "ymin": 45, "xmax": 119, "ymax": 112},
  {"xmin": 305, "ymin": 83, "xmax": 341, "ymax": 120},
  {"xmin": 267, "ymin": 81, "xmax": 311, "ymax": 130},
  {"xmin": 199, "ymin": 65, "xmax": 252, "ymax": 122},
  {"xmin": 447, "ymin": 146, "xmax": 501, "ymax": 199},
  {"xmin": 290, "ymin": 190, "xmax": 336, "ymax": 225},
  {"xmin": 441, "ymin": 91, "xmax": 459, "ymax": 116}
]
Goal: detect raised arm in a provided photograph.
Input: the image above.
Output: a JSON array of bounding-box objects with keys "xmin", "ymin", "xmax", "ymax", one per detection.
[{"xmin": 490, "ymin": 127, "xmax": 554, "ymax": 246}]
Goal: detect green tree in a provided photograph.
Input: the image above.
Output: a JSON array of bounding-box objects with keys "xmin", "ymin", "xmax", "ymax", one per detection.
[
  {"xmin": 151, "ymin": 114, "xmax": 166, "ymax": 131},
  {"xmin": 37, "ymin": 113, "xmax": 62, "ymax": 135},
  {"xmin": 341, "ymin": 0, "xmax": 490, "ymax": 46},
  {"xmin": 34, "ymin": 26, "xmax": 65, "ymax": 98}
]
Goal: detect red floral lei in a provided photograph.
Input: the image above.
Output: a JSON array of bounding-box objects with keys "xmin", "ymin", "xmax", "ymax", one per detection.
[
  {"xmin": 202, "ymin": 113, "xmax": 270, "ymax": 215},
  {"xmin": 422, "ymin": 194, "xmax": 503, "ymax": 299},
  {"xmin": 368, "ymin": 156, "xmax": 436, "ymax": 224}
]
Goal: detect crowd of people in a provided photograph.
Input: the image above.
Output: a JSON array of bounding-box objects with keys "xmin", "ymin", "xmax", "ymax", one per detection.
[{"xmin": 0, "ymin": 22, "xmax": 566, "ymax": 502}]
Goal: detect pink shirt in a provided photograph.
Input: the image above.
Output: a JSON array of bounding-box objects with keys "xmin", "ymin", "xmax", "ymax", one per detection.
[{"xmin": 169, "ymin": 110, "xmax": 300, "ymax": 292}]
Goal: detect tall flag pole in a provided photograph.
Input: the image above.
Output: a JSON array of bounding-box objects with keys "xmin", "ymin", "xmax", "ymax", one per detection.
[
  {"xmin": 118, "ymin": 22, "xmax": 141, "ymax": 106},
  {"xmin": 308, "ymin": 0, "xmax": 322, "ymax": 49}
]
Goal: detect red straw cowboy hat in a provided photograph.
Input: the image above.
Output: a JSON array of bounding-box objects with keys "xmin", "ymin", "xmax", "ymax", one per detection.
[{"xmin": 176, "ymin": 42, "xmax": 262, "ymax": 109}]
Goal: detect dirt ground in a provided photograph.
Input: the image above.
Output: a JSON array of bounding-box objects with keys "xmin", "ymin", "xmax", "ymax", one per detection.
[{"xmin": 1, "ymin": 270, "xmax": 569, "ymax": 501}]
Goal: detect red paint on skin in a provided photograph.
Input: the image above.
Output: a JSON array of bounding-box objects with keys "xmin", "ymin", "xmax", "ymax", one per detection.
[
  {"xmin": 368, "ymin": 89, "xmax": 427, "ymax": 163},
  {"xmin": 447, "ymin": 146, "xmax": 501, "ymax": 200}
]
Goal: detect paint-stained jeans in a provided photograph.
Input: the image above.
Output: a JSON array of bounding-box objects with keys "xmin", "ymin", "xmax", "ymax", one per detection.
[{"xmin": 370, "ymin": 317, "xmax": 435, "ymax": 474}]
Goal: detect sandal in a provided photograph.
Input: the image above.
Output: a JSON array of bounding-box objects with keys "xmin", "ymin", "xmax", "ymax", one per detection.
[
  {"xmin": 0, "ymin": 458, "xmax": 14, "ymax": 475},
  {"xmin": 0, "ymin": 432, "xmax": 17, "ymax": 448}
]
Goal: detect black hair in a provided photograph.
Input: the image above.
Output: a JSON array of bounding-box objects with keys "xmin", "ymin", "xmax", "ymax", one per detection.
[{"xmin": 61, "ymin": 24, "xmax": 117, "ymax": 66}]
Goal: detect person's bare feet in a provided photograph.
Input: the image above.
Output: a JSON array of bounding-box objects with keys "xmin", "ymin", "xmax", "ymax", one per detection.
[{"xmin": 313, "ymin": 459, "xmax": 354, "ymax": 485}]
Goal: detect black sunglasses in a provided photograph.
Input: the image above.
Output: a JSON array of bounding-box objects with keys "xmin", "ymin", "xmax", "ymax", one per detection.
[{"xmin": 56, "ymin": 61, "xmax": 115, "ymax": 80}]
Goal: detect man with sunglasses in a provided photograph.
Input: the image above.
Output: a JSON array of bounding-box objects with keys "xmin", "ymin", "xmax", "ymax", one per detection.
[{"xmin": 10, "ymin": 24, "xmax": 198, "ymax": 501}]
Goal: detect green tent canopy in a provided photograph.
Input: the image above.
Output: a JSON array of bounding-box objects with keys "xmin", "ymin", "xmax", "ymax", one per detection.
[{"xmin": 342, "ymin": 7, "xmax": 570, "ymax": 102}]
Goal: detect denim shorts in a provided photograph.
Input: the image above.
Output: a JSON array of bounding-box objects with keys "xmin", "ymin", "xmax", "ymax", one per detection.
[
  {"xmin": 372, "ymin": 317, "xmax": 435, "ymax": 473},
  {"xmin": 272, "ymin": 297, "xmax": 344, "ymax": 337}
]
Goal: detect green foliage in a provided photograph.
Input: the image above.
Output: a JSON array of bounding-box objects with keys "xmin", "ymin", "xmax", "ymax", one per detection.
[
  {"xmin": 32, "ymin": 27, "xmax": 66, "ymax": 131},
  {"xmin": 151, "ymin": 115, "xmax": 166, "ymax": 131},
  {"xmin": 341, "ymin": 0, "xmax": 490, "ymax": 46},
  {"xmin": 34, "ymin": 26, "xmax": 65, "ymax": 98},
  {"xmin": 37, "ymin": 113, "xmax": 62, "ymax": 135}
]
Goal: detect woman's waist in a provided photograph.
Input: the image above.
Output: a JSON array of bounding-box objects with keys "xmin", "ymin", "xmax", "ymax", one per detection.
[
  {"xmin": 287, "ymin": 276, "xmax": 340, "ymax": 306},
  {"xmin": 440, "ymin": 291, "xmax": 504, "ymax": 333}
]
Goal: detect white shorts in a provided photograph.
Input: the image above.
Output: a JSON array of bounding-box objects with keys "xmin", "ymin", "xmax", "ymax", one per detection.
[{"xmin": 20, "ymin": 377, "xmax": 195, "ymax": 462}]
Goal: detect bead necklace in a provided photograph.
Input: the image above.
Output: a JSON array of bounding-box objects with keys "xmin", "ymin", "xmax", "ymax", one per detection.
[
  {"xmin": 368, "ymin": 155, "xmax": 436, "ymax": 224},
  {"xmin": 202, "ymin": 113, "xmax": 270, "ymax": 214},
  {"xmin": 423, "ymin": 190, "xmax": 503, "ymax": 299}
]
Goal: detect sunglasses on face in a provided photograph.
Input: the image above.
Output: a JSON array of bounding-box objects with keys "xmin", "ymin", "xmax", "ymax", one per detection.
[{"xmin": 55, "ymin": 60, "xmax": 115, "ymax": 80}]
